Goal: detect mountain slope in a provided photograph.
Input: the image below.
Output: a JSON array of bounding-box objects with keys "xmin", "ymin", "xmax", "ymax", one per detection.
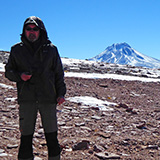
[{"xmin": 89, "ymin": 42, "xmax": 160, "ymax": 68}]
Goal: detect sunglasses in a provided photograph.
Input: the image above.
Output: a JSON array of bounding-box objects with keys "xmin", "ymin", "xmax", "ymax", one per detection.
[{"xmin": 25, "ymin": 27, "xmax": 39, "ymax": 31}]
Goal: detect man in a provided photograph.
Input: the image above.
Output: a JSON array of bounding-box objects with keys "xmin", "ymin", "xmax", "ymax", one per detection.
[{"xmin": 5, "ymin": 16, "xmax": 66, "ymax": 160}]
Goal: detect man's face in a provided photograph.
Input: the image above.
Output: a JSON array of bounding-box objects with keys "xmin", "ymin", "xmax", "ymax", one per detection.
[{"xmin": 25, "ymin": 24, "xmax": 40, "ymax": 42}]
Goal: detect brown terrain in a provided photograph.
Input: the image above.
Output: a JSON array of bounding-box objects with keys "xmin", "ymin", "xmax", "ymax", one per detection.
[{"xmin": 0, "ymin": 68, "xmax": 160, "ymax": 159}]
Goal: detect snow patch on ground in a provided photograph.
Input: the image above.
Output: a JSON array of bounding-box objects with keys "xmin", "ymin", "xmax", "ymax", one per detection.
[
  {"xmin": 0, "ymin": 83, "xmax": 14, "ymax": 89},
  {"xmin": 0, "ymin": 63, "xmax": 5, "ymax": 72},
  {"xmin": 66, "ymin": 96, "xmax": 116, "ymax": 111},
  {"xmin": 4, "ymin": 97, "xmax": 16, "ymax": 102}
]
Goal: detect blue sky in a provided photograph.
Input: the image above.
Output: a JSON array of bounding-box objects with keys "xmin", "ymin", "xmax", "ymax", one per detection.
[{"xmin": 1, "ymin": 0, "xmax": 160, "ymax": 60}]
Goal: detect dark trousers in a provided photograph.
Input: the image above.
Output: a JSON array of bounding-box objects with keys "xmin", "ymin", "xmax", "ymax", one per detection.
[{"xmin": 18, "ymin": 103, "xmax": 61, "ymax": 159}]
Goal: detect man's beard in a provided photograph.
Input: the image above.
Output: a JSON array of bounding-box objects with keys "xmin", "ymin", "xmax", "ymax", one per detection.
[{"xmin": 28, "ymin": 33, "xmax": 39, "ymax": 42}]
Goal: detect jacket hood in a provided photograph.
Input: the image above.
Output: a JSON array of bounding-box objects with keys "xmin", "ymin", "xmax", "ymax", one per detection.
[{"xmin": 21, "ymin": 16, "xmax": 48, "ymax": 41}]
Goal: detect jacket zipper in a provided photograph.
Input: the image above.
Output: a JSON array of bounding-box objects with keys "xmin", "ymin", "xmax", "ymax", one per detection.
[
  {"xmin": 49, "ymin": 79, "xmax": 57, "ymax": 95},
  {"xmin": 19, "ymin": 82, "xmax": 25, "ymax": 95}
]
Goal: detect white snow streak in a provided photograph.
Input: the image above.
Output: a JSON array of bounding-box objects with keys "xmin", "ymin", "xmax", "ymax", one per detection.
[{"xmin": 65, "ymin": 72, "xmax": 160, "ymax": 82}]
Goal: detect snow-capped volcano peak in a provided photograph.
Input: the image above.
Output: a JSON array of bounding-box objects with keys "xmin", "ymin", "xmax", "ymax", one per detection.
[
  {"xmin": 89, "ymin": 42, "xmax": 160, "ymax": 68},
  {"xmin": 108, "ymin": 42, "xmax": 131, "ymax": 51}
]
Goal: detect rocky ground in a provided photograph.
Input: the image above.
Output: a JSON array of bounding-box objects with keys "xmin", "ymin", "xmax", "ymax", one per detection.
[{"xmin": 0, "ymin": 70, "xmax": 160, "ymax": 160}]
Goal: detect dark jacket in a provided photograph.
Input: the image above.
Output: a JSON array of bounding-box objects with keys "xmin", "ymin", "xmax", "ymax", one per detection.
[{"xmin": 5, "ymin": 16, "xmax": 66, "ymax": 104}]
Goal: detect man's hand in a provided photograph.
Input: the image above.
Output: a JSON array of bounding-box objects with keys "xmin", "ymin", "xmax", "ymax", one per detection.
[
  {"xmin": 21, "ymin": 73, "xmax": 32, "ymax": 81},
  {"xmin": 57, "ymin": 96, "xmax": 65, "ymax": 105}
]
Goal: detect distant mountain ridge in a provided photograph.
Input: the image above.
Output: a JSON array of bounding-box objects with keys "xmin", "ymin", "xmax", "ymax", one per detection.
[{"xmin": 89, "ymin": 42, "xmax": 160, "ymax": 69}]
